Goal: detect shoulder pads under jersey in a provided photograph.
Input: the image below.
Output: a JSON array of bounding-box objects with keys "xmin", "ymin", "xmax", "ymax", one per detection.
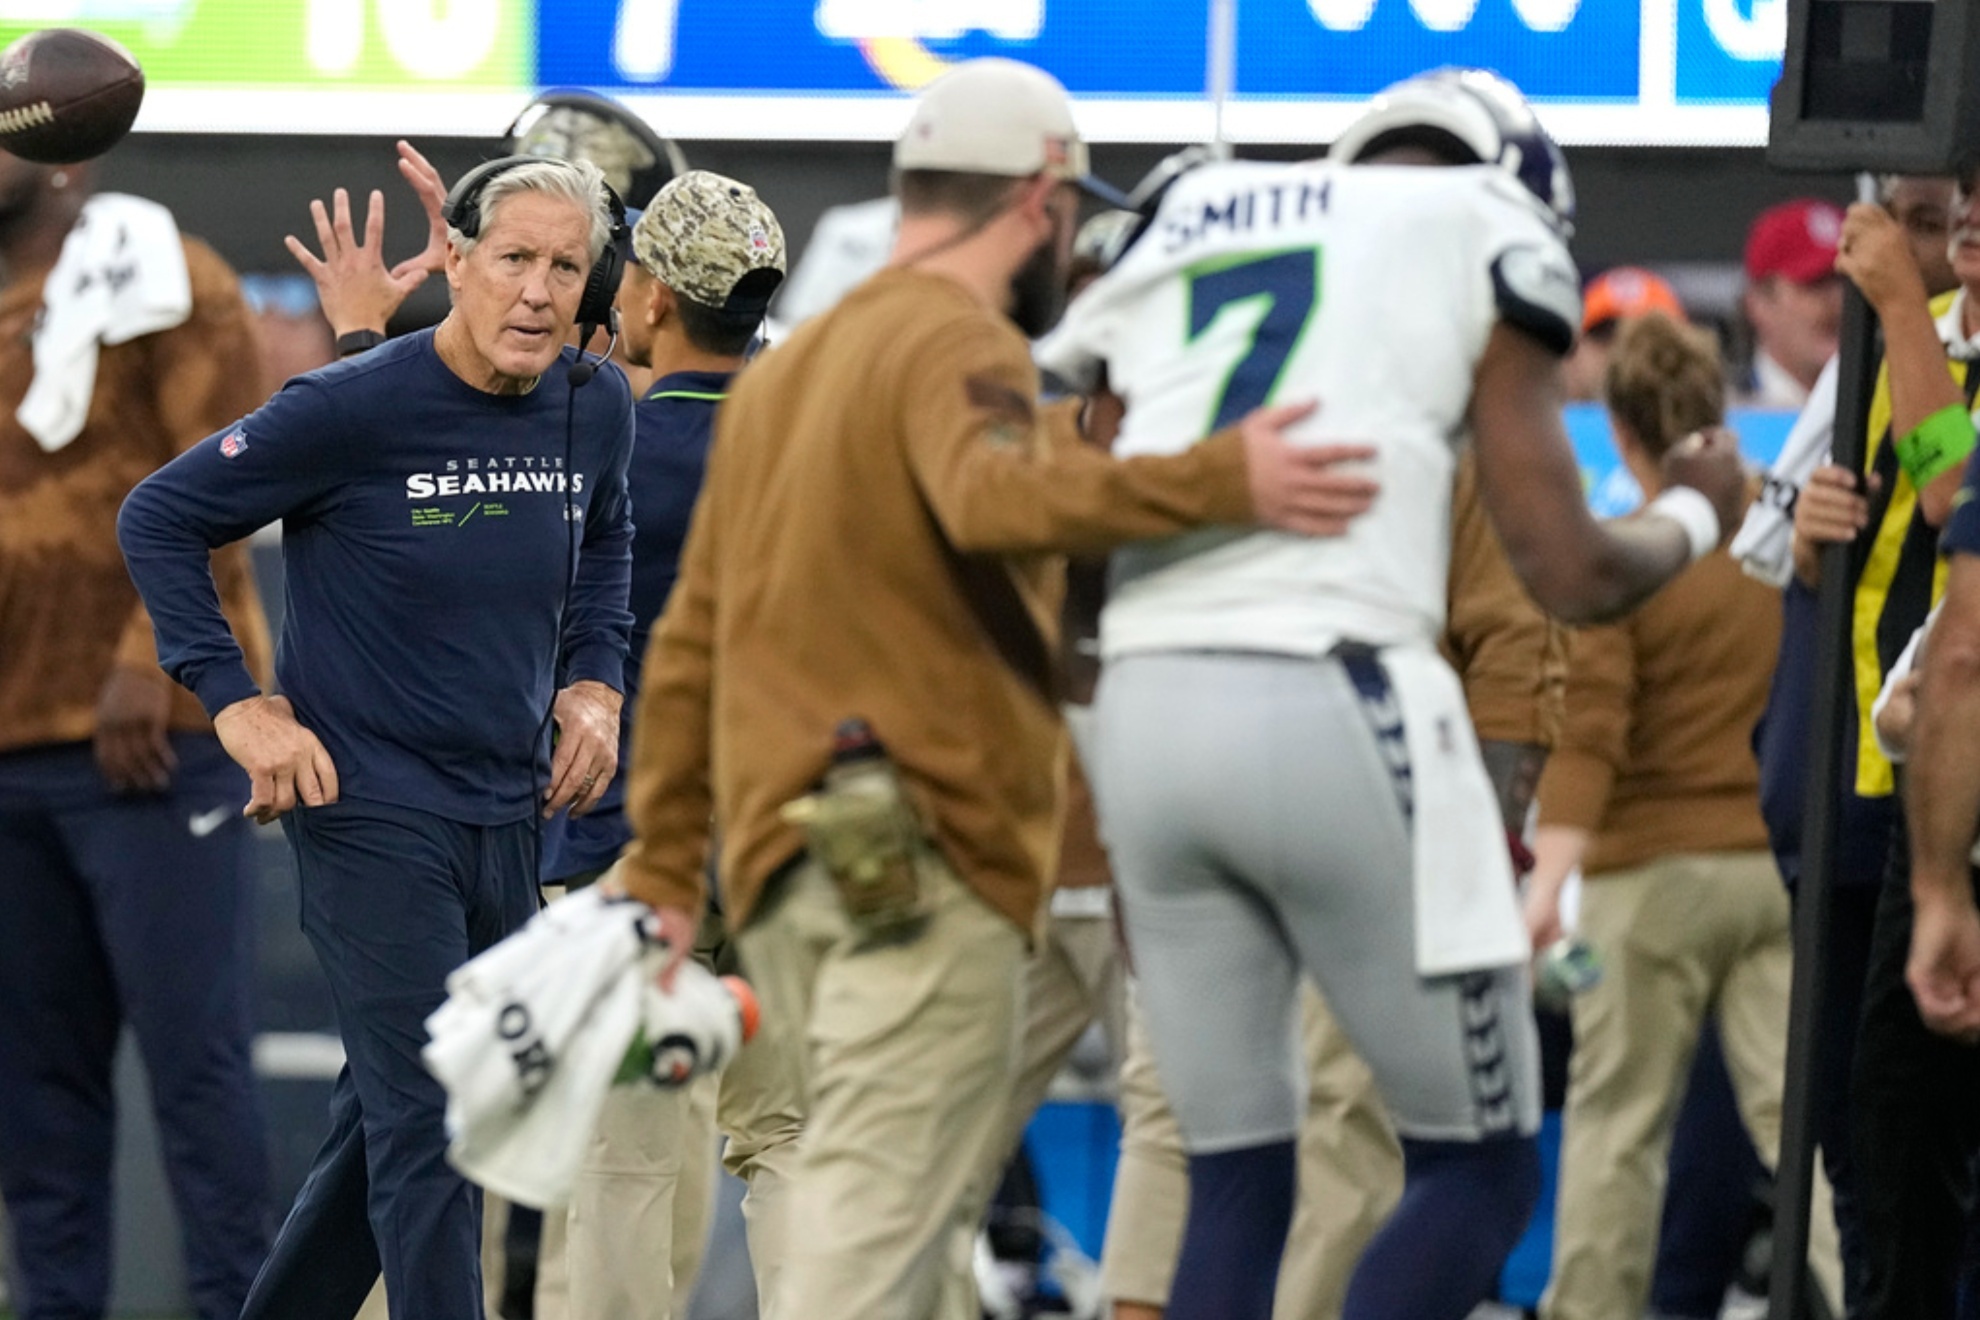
[{"xmin": 1491, "ymin": 243, "xmax": 1580, "ymax": 358}]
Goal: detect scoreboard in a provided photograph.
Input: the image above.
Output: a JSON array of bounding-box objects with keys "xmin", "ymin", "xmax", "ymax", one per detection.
[{"xmin": 0, "ymin": 0, "xmax": 1790, "ymax": 144}]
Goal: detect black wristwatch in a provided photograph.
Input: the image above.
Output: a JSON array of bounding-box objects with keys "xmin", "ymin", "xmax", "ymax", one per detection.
[{"xmin": 335, "ymin": 329, "xmax": 385, "ymax": 358}]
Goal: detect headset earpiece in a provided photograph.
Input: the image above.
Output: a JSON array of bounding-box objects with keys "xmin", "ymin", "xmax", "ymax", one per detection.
[
  {"xmin": 577, "ymin": 190, "xmax": 628, "ymax": 331},
  {"xmin": 441, "ymin": 156, "xmax": 522, "ymax": 240}
]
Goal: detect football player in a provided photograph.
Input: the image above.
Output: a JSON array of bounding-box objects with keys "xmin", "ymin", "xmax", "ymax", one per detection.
[{"xmin": 1037, "ymin": 68, "xmax": 1747, "ymax": 1320}]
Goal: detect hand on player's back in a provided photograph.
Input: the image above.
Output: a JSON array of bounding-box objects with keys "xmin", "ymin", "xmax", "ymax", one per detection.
[
  {"xmin": 1239, "ymin": 400, "xmax": 1381, "ymax": 538},
  {"xmin": 1660, "ymin": 426, "xmax": 1747, "ymax": 545}
]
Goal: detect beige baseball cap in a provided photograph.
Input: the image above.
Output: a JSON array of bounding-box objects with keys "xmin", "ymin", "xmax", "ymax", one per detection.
[
  {"xmin": 894, "ymin": 58, "xmax": 1131, "ymax": 208},
  {"xmin": 631, "ymin": 170, "xmax": 787, "ymax": 312}
]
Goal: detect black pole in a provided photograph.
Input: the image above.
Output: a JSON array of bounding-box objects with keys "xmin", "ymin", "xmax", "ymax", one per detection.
[{"xmin": 1768, "ymin": 257, "xmax": 1879, "ymax": 1320}]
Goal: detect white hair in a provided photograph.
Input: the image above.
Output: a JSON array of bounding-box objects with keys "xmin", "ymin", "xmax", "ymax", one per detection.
[{"xmin": 450, "ymin": 157, "xmax": 613, "ymax": 265}]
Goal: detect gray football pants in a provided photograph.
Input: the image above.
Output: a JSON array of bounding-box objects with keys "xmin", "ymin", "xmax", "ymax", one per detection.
[{"xmin": 1093, "ymin": 649, "xmax": 1541, "ymax": 1153}]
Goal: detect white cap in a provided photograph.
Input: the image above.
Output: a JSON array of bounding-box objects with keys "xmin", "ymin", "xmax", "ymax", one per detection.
[{"xmin": 894, "ymin": 58, "xmax": 1130, "ymax": 207}]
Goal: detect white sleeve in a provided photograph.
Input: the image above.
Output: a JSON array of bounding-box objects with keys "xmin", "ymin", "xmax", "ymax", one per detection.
[
  {"xmin": 1871, "ymin": 604, "xmax": 1939, "ymax": 764},
  {"xmin": 1034, "ymin": 271, "xmax": 1121, "ymax": 396},
  {"xmin": 1731, "ymin": 354, "xmax": 1837, "ymax": 585},
  {"xmin": 1770, "ymin": 355, "xmax": 1840, "ymax": 481}
]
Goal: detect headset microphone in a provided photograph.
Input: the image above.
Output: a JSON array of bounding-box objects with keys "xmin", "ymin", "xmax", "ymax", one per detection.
[{"xmin": 567, "ymin": 311, "xmax": 620, "ymax": 389}]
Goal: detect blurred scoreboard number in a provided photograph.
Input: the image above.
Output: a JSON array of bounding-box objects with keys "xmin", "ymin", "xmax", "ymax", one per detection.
[{"xmin": 304, "ymin": 0, "xmax": 504, "ymax": 80}]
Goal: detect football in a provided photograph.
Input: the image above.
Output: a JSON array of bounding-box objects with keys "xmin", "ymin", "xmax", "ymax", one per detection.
[{"xmin": 0, "ymin": 28, "xmax": 144, "ymax": 165}]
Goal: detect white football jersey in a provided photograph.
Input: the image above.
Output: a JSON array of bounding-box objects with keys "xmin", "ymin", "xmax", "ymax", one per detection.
[{"xmin": 1036, "ymin": 160, "xmax": 1578, "ymax": 660}]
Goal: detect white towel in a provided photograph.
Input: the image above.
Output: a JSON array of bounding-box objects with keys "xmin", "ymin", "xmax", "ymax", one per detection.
[
  {"xmin": 422, "ymin": 887, "xmax": 745, "ymax": 1207},
  {"xmin": 1730, "ymin": 354, "xmax": 1838, "ymax": 587},
  {"xmin": 422, "ymin": 887, "xmax": 646, "ymax": 1207},
  {"xmin": 18, "ymin": 193, "xmax": 191, "ymax": 454},
  {"xmin": 1381, "ymin": 646, "xmax": 1531, "ymax": 976}
]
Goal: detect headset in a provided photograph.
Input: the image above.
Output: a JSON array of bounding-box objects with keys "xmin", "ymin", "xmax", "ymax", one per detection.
[{"xmin": 443, "ymin": 154, "xmax": 630, "ymax": 369}]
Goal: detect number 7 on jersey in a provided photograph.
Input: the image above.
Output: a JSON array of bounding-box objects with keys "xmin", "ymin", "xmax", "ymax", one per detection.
[{"xmin": 1187, "ymin": 246, "xmax": 1323, "ymax": 433}]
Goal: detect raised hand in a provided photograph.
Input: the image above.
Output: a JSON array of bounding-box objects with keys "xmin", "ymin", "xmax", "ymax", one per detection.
[
  {"xmin": 388, "ymin": 140, "xmax": 450, "ymax": 287},
  {"xmin": 1837, "ymin": 201, "xmax": 1928, "ymax": 318},
  {"xmin": 284, "ymin": 141, "xmax": 450, "ymax": 340}
]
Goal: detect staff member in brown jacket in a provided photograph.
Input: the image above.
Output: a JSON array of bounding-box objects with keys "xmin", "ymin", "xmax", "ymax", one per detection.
[
  {"xmin": 616, "ymin": 57, "xmax": 1376, "ymax": 1320},
  {"xmin": 1525, "ymin": 313, "xmax": 1839, "ymax": 1320},
  {"xmin": 0, "ymin": 152, "xmax": 274, "ymax": 1319}
]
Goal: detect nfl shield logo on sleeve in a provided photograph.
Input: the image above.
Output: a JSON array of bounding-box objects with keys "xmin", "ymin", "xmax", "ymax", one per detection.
[{"xmin": 219, "ymin": 429, "xmax": 247, "ymax": 459}]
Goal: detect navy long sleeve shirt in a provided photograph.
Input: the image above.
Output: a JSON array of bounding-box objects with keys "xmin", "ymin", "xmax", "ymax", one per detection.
[
  {"xmin": 541, "ymin": 368, "xmax": 729, "ymax": 880},
  {"xmin": 118, "ymin": 330, "xmax": 636, "ymax": 826}
]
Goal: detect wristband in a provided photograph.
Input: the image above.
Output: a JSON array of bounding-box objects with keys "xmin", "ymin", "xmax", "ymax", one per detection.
[
  {"xmin": 1894, "ymin": 404, "xmax": 1977, "ymax": 489},
  {"xmin": 334, "ymin": 329, "xmax": 385, "ymax": 358},
  {"xmin": 1646, "ymin": 485, "xmax": 1720, "ymax": 564}
]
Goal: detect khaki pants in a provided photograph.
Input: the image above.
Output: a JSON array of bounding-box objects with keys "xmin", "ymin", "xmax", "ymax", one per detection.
[
  {"xmin": 986, "ymin": 907, "xmax": 1127, "ymax": 1176},
  {"xmin": 415, "ymin": 1120, "xmax": 721, "ymax": 1320},
  {"xmin": 1540, "ymin": 852, "xmax": 1842, "ymax": 1320},
  {"xmin": 525, "ymin": 1071, "xmax": 721, "ymax": 1320},
  {"xmin": 1100, "ymin": 981, "xmax": 1404, "ymax": 1320},
  {"xmin": 711, "ymin": 980, "xmax": 809, "ymax": 1320},
  {"xmin": 530, "ymin": 1020, "xmax": 792, "ymax": 1320},
  {"xmin": 731, "ymin": 855, "xmax": 1026, "ymax": 1320}
]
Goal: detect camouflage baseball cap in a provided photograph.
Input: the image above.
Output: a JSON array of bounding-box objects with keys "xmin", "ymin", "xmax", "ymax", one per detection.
[{"xmin": 632, "ymin": 170, "xmax": 787, "ymax": 313}]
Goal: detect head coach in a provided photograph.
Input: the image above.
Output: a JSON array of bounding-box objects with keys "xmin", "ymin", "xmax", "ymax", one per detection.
[
  {"xmin": 614, "ymin": 57, "xmax": 1380, "ymax": 1320},
  {"xmin": 116, "ymin": 156, "xmax": 636, "ymax": 1320}
]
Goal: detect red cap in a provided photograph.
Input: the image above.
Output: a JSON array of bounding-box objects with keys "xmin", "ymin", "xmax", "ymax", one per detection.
[
  {"xmin": 1582, "ymin": 266, "xmax": 1685, "ymax": 334},
  {"xmin": 1744, "ymin": 198, "xmax": 1845, "ymax": 285}
]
